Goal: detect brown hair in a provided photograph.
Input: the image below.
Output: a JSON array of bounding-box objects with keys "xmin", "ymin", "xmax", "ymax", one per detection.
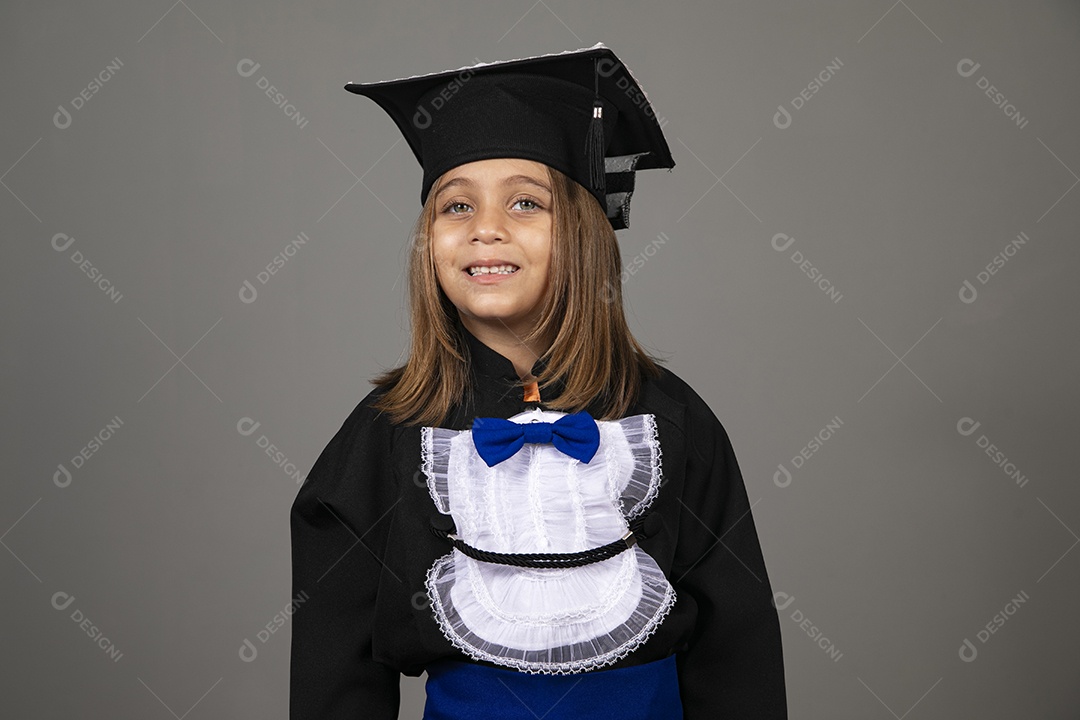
[{"xmin": 371, "ymin": 164, "xmax": 661, "ymax": 426}]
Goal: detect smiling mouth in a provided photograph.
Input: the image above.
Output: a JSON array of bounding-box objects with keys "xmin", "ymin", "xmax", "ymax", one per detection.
[{"xmin": 466, "ymin": 264, "xmax": 519, "ymax": 276}]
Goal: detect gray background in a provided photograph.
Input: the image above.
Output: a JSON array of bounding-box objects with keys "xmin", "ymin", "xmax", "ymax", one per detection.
[{"xmin": 3, "ymin": 1, "xmax": 1078, "ymax": 718}]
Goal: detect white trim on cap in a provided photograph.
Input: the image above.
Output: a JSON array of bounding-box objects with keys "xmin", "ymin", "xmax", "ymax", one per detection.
[{"xmin": 345, "ymin": 42, "xmax": 609, "ymax": 87}]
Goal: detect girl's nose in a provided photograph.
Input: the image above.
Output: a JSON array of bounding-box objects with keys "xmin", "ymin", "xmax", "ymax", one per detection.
[{"xmin": 470, "ymin": 204, "xmax": 507, "ymax": 244}]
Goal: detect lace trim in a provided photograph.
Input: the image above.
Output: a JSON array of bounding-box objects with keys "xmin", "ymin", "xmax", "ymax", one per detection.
[
  {"xmin": 420, "ymin": 426, "xmax": 446, "ymax": 513},
  {"xmin": 526, "ymin": 448, "xmax": 549, "ymax": 551},
  {"xmin": 425, "ymin": 547, "xmax": 677, "ymax": 675},
  {"xmin": 566, "ymin": 460, "xmax": 587, "ymax": 549},
  {"xmin": 617, "ymin": 413, "xmax": 663, "ymax": 520}
]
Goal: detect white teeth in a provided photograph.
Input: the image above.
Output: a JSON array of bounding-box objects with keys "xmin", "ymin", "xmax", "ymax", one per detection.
[{"xmin": 468, "ymin": 264, "xmax": 518, "ymax": 276}]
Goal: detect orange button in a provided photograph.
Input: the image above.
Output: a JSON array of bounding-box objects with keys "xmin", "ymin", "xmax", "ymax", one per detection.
[{"xmin": 523, "ymin": 380, "xmax": 541, "ymax": 402}]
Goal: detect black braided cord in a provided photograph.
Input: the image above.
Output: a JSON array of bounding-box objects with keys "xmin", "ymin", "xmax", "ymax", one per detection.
[{"xmin": 431, "ymin": 516, "xmax": 649, "ymax": 569}]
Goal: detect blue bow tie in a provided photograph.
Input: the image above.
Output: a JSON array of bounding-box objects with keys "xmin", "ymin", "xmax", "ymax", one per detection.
[{"xmin": 471, "ymin": 411, "xmax": 600, "ymax": 467}]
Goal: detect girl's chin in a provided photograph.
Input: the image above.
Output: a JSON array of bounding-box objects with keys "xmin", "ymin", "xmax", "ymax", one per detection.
[{"xmin": 460, "ymin": 309, "xmax": 540, "ymax": 332}]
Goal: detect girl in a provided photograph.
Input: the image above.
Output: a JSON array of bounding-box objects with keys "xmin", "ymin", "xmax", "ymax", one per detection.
[{"xmin": 290, "ymin": 44, "xmax": 788, "ymax": 719}]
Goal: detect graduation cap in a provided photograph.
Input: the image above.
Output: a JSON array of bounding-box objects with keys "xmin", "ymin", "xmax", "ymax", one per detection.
[{"xmin": 345, "ymin": 43, "xmax": 674, "ymax": 230}]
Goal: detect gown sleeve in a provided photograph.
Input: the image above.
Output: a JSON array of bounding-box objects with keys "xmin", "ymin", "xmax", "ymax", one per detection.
[
  {"xmin": 289, "ymin": 396, "xmax": 401, "ymax": 719},
  {"xmin": 673, "ymin": 393, "xmax": 788, "ymax": 719}
]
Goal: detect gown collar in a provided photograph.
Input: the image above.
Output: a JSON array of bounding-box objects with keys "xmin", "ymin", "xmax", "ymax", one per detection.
[{"xmin": 458, "ymin": 319, "xmax": 549, "ymax": 382}]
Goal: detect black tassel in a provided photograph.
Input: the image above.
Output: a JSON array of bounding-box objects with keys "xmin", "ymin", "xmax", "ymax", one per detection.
[{"xmin": 585, "ymin": 57, "xmax": 606, "ymax": 197}]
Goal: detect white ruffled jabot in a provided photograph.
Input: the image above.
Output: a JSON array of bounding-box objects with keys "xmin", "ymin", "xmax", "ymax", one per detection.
[{"xmin": 421, "ymin": 408, "xmax": 675, "ymax": 675}]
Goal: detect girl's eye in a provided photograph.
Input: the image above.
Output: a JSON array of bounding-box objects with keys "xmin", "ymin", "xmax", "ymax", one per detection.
[
  {"xmin": 443, "ymin": 201, "xmax": 472, "ymax": 214},
  {"xmin": 512, "ymin": 197, "xmax": 541, "ymax": 211}
]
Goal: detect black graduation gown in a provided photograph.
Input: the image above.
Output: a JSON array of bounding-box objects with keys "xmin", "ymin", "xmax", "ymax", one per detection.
[{"xmin": 289, "ymin": 328, "xmax": 788, "ymax": 719}]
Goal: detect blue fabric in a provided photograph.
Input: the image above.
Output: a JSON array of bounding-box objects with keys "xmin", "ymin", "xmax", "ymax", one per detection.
[
  {"xmin": 423, "ymin": 655, "xmax": 683, "ymax": 720},
  {"xmin": 471, "ymin": 411, "xmax": 600, "ymax": 467}
]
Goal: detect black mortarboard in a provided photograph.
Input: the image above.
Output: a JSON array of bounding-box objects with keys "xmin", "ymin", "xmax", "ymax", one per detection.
[{"xmin": 345, "ymin": 43, "xmax": 674, "ymax": 230}]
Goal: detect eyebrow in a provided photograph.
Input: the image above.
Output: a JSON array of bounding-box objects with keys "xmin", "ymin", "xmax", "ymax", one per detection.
[{"xmin": 435, "ymin": 174, "xmax": 552, "ymax": 198}]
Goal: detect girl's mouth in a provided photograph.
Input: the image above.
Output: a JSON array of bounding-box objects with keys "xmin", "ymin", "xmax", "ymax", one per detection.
[{"xmin": 466, "ymin": 264, "xmax": 519, "ymax": 276}]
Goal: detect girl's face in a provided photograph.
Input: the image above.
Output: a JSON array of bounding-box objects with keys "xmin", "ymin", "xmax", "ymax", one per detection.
[{"xmin": 431, "ymin": 157, "xmax": 554, "ymax": 341}]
